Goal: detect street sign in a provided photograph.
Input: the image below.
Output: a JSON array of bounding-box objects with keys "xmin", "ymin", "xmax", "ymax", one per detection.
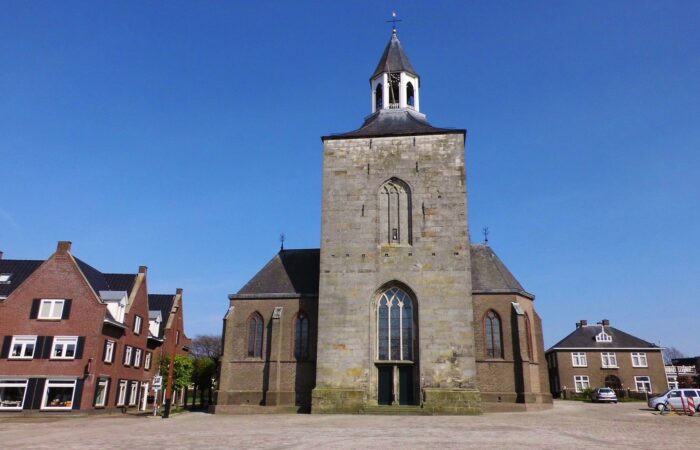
[{"xmin": 153, "ymin": 375, "xmax": 163, "ymax": 389}]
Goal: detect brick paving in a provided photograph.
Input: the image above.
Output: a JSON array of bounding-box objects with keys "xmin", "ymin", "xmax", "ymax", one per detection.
[{"xmin": 0, "ymin": 401, "xmax": 697, "ymax": 449}]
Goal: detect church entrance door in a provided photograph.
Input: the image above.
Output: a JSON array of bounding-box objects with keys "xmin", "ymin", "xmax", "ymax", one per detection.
[
  {"xmin": 398, "ymin": 365, "xmax": 414, "ymax": 405},
  {"xmin": 377, "ymin": 366, "xmax": 393, "ymax": 405}
]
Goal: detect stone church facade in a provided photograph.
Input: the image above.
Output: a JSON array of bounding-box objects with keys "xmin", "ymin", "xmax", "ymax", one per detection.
[{"xmin": 215, "ymin": 29, "xmax": 552, "ymax": 414}]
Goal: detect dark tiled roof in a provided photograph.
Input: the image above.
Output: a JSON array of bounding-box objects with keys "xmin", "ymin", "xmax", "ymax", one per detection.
[
  {"xmin": 74, "ymin": 257, "xmax": 137, "ymax": 297},
  {"xmin": 0, "ymin": 259, "xmax": 44, "ymax": 298},
  {"xmin": 548, "ymin": 325, "xmax": 660, "ymax": 351},
  {"xmin": 323, "ymin": 109, "xmax": 463, "ymax": 140},
  {"xmin": 470, "ymin": 244, "xmax": 533, "ymax": 298},
  {"xmin": 103, "ymin": 274, "xmax": 137, "ymax": 296},
  {"xmin": 371, "ymin": 31, "xmax": 418, "ymax": 80},
  {"xmin": 233, "ymin": 249, "xmax": 320, "ymax": 299},
  {"xmin": 148, "ymin": 294, "xmax": 175, "ymax": 338}
]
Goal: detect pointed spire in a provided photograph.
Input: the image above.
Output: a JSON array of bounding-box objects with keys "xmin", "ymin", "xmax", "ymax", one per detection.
[{"xmin": 371, "ymin": 29, "xmax": 418, "ymax": 80}]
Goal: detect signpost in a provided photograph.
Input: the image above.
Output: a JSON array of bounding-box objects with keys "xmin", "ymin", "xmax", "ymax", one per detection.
[{"xmin": 152, "ymin": 374, "xmax": 163, "ymax": 416}]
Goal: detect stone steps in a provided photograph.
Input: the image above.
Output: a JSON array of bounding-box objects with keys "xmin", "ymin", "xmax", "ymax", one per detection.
[{"xmin": 362, "ymin": 405, "xmax": 433, "ymax": 415}]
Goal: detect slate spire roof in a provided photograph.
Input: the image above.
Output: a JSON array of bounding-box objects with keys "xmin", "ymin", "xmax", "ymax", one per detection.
[{"xmin": 371, "ymin": 29, "xmax": 418, "ymax": 80}]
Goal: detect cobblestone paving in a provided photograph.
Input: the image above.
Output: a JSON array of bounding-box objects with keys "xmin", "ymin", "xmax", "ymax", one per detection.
[{"xmin": 0, "ymin": 401, "xmax": 697, "ymax": 449}]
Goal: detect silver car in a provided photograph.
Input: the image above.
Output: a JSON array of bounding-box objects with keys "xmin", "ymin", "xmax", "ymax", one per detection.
[
  {"xmin": 647, "ymin": 389, "xmax": 700, "ymax": 411},
  {"xmin": 592, "ymin": 387, "xmax": 618, "ymax": 403}
]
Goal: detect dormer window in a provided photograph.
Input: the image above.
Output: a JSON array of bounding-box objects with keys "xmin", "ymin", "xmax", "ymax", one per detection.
[
  {"xmin": 0, "ymin": 274, "xmax": 11, "ymax": 284},
  {"xmin": 596, "ymin": 330, "xmax": 612, "ymax": 342},
  {"xmin": 148, "ymin": 310, "xmax": 162, "ymax": 337},
  {"xmin": 99, "ymin": 291, "xmax": 128, "ymax": 323}
]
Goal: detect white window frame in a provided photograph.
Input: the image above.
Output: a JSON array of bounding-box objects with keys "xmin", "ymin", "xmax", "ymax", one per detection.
[
  {"xmin": 571, "ymin": 352, "xmax": 587, "ymax": 367},
  {"xmin": 94, "ymin": 378, "xmax": 109, "ymax": 407},
  {"xmin": 0, "ymin": 379, "xmax": 29, "ymax": 410},
  {"xmin": 0, "ymin": 274, "xmax": 11, "ymax": 284},
  {"xmin": 41, "ymin": 379, "xmax": 76, "ymax": 410},
  {"xmin": 128, "ymin": 381, "xmax": 139, "ymax": 406},
  {"xmin": 9, "ymin": 336, "xmax": 37, "ymax": 359},
  {"xmin": 134, "ymin": 316, "xmax": 142, "ymax": 335},
  {"xmin": 124, "ymin": 346, "xmax": 132, "ymax": 366},
  {"xmin": 117, "ymin": 380, "xmax": 128, "ymax": 406},
  {"xmin": 133, "ymin": 349, "xmax": 142, "ymax": 368},
  {"xmin": 631, "ymin": 352, "xmax": 648, "ymax": 368},
  {"xmin": 104, "ymin": 340, "xmax": 115, "ymax": 363},
  {"xmin": 601, "ymin": 352, "xmax": 618, "ymax": 368},
  {"xmin": 50, "ymin": 336, "xmax": 78, "ymax": 360},
  {"xmin": 635, "ymin": 376, "xmax": 652, "ymax": 393},
  {"xmin": 38, "ymin": 299, "xmax": 65, "ymax": 320},
  {"xmin": 574, "ymin": 375, "xmax": 590, "ymax": 393},
  {"xmin": 144, "ymin": 352, "xmax": 152, "ymax": 370}
]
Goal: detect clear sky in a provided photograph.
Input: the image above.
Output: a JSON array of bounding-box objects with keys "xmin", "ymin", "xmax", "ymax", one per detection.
[{"xmin": 1, "ymin": 1, "xmax": 699, "ymax": 355}]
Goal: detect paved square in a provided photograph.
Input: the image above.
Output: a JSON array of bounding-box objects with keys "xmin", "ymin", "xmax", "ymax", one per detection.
[{"xmin": 0, "ymin": 401, "xmax": 696, "ymax": 449}]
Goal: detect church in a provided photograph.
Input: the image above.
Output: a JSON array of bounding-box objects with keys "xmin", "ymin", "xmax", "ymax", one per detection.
[{"xmin": 214, "ymin": 27, "xmax": 552, "ymax": 414}]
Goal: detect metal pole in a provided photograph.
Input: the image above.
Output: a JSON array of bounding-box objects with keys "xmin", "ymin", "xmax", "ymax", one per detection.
[{"xmin": 163, "ymin": 353, "xmax": 175, "ymax": 418}]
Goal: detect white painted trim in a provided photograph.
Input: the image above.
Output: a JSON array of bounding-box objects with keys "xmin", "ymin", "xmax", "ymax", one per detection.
[
  {"xmin": 50, "ymin": 336, "xmax": 78, "ymax": 360},
  {"xmin": 38, "ymin": 299, "xmax": 65, "ymax": 320},
  {"xmin": 8, "ymin": 335, "xmax": 37, "ymax": 359},
  {"xmin": 0, "ymin": 379, "xmax": 29, "ymax": 410},
  {"xmin": 41, "ymin": 379, "xmax": 77, "ymax": 410}
]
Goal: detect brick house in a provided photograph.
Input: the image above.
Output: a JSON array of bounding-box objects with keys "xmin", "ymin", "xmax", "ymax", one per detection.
[
  {"xmin": 0, "ymin": 242, "xmax": 190, "ymax": 413},
  {"xmin": 545, "ymin": 320, "xmax": 666, "ymax": 397}
]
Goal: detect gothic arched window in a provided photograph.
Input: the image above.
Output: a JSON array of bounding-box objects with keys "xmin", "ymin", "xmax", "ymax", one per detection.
[
  {"xmin": 485, "ymin": 310, "xmax": 503, "ymax": 358},
  {"xmin": 379, "ymin": 178, "xmax": 412, "ymax": 245},
  {"xmin": 375, "ymin": 84, "xmax": 383, "ymax": 110},
  {"xmin": 377, "ymin": 287, "xmax": 414, "ymax": 361},
  {"xmin": 406, "ymin": 82, "xmax": 415, "ymax": 107},
  {"xmin": 524, "ymin": 312, "xmax": 533, "ymax": 360},
  {"xmin": 294, "ymin": 311, "xmax": 310, "ymax": 360},
  {"xmin": 247, "ymin": 312, "xmax": 263, "ymax": 358}
]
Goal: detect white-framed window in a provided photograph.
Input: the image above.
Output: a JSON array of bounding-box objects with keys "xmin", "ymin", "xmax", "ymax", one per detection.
[
  {"xmin": 631, "ymin": 352, "xmax": 648, "ymax": 367},
  {"xmin": 51, "ymin": 336, "xmax": 78, "ymax": 360},
  {"xmin": 601, "ymin": 352, "xmax": 617, "ymax": 368},
  {"xmin": 574, "ymin": 375, "xmax": 590, "ymax": 393},
  {"xmin": 38, "ymin": 299, "xmax": 65, "ymax": 320},
  {"xmin": 635, "ymin": 376, "xmax": 652, "ymax": 393},
  {"xmin": 134, "ymin": 316, "xmax": 142, "ymax": 335},
  {"xmin": 595, "ymin": 330, "xmax": 612, "ymax": 342},
  {"xmin": 94, "ymin": 378, "xmax": 109, "ymax": 407},
  {"xmin": 128, "ymin": 381, "xmax": 139, "ymax": 406},
  {"xmin": 10, "ymin": 336, "xmax": 37, "ymax": 359},
  {"xmin": 0, "ymin": 274, "xmax": 11, "ymax": 284},
  {"xmin": 104, "ymin": 340, "xmax": 115, "ymax": 363},
  {"xmin": 123, "ymin": 346, "xmax": 132, "ymax": 366},
  {"xmin": 144, "ymin": 352, "xmax": 152, "ymax": 370},
  {"xmin": 571, "ymin": 352, "xmax": 587, "ymax": 367},
  {"xmin": 117, "ymin": 380, "xmax": 128, "ymax": 406},
  {"xmin": 41, "ymin": 379, "xmax": 76, "ymax": 410},
  {"xmin": 133, "ymin": 349, "xmax": 142, "ymax": 368},
  {"xmin": 0, "ymin": 379, "xmax": 28, "ymax": 410}
]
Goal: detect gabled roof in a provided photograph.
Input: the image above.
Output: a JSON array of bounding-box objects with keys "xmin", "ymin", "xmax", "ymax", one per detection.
[
  {"xmin": 0, "ymin": 259, "xmax": 44, "ymax": 298},
  {"xmin": 323, "ymin": 109, "xmax": 464, "ymax": 140},
  {"xmin": 547, "ymin": 325, "xmax": 660, "ymax": 351},
  {"xmin": 103, "ymin": 274, "xmax": 137, "ymax": 296},
  {"xmin": 73, "ymin": 258, "xmax": 137, "ymax": 298},
  {"xmin": 232, "ymin": 249, "xmax": 320, "ymax": 299},
  {"xmin": 148, "ymin": 294, "xmax": 175, "ymax": 338},
  {"xmin": 470, "ymin": 244, "xmax": 533, "ymax": 299},
  {"xmin": 371, "ymin": 31, "xmax": 418, "ymax": 80}
]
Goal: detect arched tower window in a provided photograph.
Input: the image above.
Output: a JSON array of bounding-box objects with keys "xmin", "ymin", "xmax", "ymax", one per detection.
[
  {"xmin": 524, "ymin": 312, "xmax": 533, "ymax": 360},
  {"xmin": 406, "ymin": 82, "xmax": 415, "ymax": 107},
  {"xmin": 294, "ymin": 311, "xmax": 310, "ymax": 360},
  {"xmin": 377, "ymin": 287, "xmax": 414, "ymax": 361},
  {"xmin": 247, "ymin": 312, "xmax": 263, "ymax": 358},
  {"xmin": 375, "ymin": 84, "xmax": 383, "ymax": 110},
  {"xmin": 485, "ymin": 310, "xmax": 503, "ymax": 358},
  {"xmin": 379, "ymin": 178, "xmax": 412, "ymax": 245},
  {"xmin": 388, "ymin": 72, "xmax": 400, "ymax": 107}
]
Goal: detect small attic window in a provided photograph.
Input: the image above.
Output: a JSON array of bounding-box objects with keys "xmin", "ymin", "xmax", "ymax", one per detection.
[
  {"xmin": 0, "ymin": 274, "xmax": 11, "ymax": 284},
  {"xmin": 596, "ymin": 330, "xmax": 612, "ymax": 342}
]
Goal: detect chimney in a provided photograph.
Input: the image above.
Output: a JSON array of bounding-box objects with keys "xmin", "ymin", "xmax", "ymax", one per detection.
[
  {"xmin": 0, "ymin": 250, "xmax": 4, "ymax": 260},
  {"xmin": 576, "ymin": 320, "xmax": 588, "ymax": 329},
  {"xmin": 176, "ymin": 288, "xmax": 183, "ymax": 295},
  {"xmin": 601, "ymin": 319, "xmax": 610, "ymax": 326},
  {"xmin": 56, "ymin": 241, "xmax": 72, "ymax": 254},
  {"xmin": 139, "ymin": 266, "xmax": 148, "ymax": 274}
]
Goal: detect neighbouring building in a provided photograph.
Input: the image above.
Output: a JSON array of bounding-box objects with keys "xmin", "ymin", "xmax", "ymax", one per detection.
[
  {"xmin": 666, "ymin": 357, "xmax": 700, "ymax": 389},
  {"xmin": 215, "ymin": 27, "xmax": 552, "ymax": 414},
  {"xmin": 545, "ymin": 319, "xmax": 666, "ymax": 397},
  {"xmin": 0, "ymin": 242, "xmax": 190, "ymax": 414}
]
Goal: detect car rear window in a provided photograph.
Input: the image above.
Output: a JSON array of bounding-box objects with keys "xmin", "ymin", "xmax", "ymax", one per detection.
[
  {"xmin": 684, "ymin": 390, "xmax": 698, "ymax": 397},
  {"xmin": 599, "ymin": 388, "xmax": 613, "ymax": 393}
]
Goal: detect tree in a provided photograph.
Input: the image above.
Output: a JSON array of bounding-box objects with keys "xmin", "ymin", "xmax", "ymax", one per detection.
[
  {"xmin": 191, "ymin": 356, "xmax": 217, "ymax": 406},
  {"xmin": 663, "ymin": 346, "xmax": 686, "ymax": 365},
  {"xmin": 159, "ymin": 355, "xmax": 194, "ymax": 392},
  {"xmin": 191, "ymin": 335, "xmax": 222, "ymax": 360}
]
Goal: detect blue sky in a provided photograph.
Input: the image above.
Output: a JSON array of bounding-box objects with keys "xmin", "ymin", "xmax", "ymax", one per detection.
[{"xmin": 1, "ymin": 1, "xmax": 699, "ymax": 354}]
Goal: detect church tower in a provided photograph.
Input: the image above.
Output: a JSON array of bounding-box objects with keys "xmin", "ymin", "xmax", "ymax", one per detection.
[{"xmin": 312, "ymin": 27, "xmax": 482, "ymax": 414}]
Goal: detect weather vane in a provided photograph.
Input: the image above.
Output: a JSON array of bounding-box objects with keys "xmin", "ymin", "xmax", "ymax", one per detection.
[
  {"xmin": 387, "ymin": 10, "xmax": 401, "ymax": 32},
  {"xmin": 280, "ymin": 233, "xmax": 285, "ymax": 251},
  {"xmin": 483, "ymin": 227, "xmax": 489, "ymax": 244}
]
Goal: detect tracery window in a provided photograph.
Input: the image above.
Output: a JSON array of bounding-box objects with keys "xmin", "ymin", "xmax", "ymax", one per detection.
[
  {"xmin": 247, "ymin": 312, "xmax": 263, "ymax": 358},
  {"xmin": 294, "ymin": 312, "xmax": 310, "ymax": 360},
  {"xmin": 485, "ymin": 310, "xmax": 503, "ymax": 358},
  {"xmin": 379, "ymin": 178, "xmax": 412, "ymax": 245},
  {"xmin": 377, "ymin": 287, "xmax": 414, "ymax": 361}
]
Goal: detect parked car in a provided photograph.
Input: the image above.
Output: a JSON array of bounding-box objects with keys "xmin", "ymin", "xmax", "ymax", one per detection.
[
  {"xmin": 591, "ymin": 387, "xmax": 618, "ymax": 403},
  {"xmin": 647, "ymin": 389, "xmax": 700, "ymax": 411}
]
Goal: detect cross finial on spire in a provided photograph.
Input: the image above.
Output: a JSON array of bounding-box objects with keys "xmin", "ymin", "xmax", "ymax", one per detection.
[
  {"xmin": 387, "ymin": 10, "xmax": 401, "ymax": 35},
  {"xmin": 280, "ymin": 233, "xmax": 285, "ymax": 251},
  {"xmin": 483, "ymin": 227, "xmax": 490, "ymax": 244}
]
